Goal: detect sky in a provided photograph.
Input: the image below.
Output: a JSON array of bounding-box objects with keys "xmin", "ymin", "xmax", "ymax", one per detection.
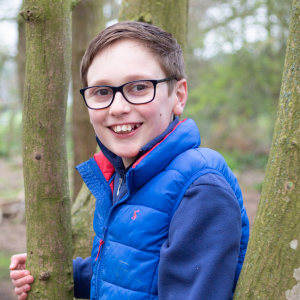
[{"xmin": 0, "ymin": 0, "xmax": 22, "ymax": 56}]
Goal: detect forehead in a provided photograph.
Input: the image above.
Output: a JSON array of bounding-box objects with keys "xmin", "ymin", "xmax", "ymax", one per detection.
[{"xmin": 87, "ymin": 39, "xmax": 166, "ymax": 86}]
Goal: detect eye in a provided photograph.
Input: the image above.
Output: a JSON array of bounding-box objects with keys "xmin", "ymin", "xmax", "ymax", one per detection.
[
  {"xmin": 94, "ymin": 88, "xmax": 112, "ymax": 96},
  {"xmin": 127, "ymin": 81, "xmax": 152, "ymax": 94},
  {"xmin": 132, "ymin": 84, "xmax": 148, "ymax": 92}
]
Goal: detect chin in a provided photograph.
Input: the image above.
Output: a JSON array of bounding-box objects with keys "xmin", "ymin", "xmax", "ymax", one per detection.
[
  {"xmin": 119, "ymin": 152, "xmax": 139, "ymax": 159},
  {"xmin": 114, "ymin": 147, "xmax": 139, "ymax": 159}
]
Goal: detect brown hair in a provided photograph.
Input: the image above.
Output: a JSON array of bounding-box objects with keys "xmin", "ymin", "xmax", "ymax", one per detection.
[{"xmin": 80, "ymin": 21, "xmax": 186, "ymax": 94}]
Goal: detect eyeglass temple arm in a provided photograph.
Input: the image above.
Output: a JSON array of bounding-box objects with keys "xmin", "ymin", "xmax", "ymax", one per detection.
[{"xmin": 157, "ymin": 77, "xmax": 178, "ymax": 83}]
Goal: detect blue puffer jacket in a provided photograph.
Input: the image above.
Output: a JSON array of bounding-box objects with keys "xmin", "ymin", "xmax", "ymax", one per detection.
[{"xmin": 76, "ymin": 118, "xmax": 249, "ymax": 300}]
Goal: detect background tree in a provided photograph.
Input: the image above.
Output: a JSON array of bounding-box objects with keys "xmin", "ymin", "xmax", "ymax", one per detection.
[
  {"xmin": 119, "ymin": 0, "xmax": 189, "ymax": 52},
  {"xmin": 21, "ymin": 0, "xmax": 74, "ymax": 298},
  {"xmin": 0, "ymin": 0, "xmax": 26, "ymax": 157},
  {"xmin": 72, "ymin": 184, "xmax": 97, "ymax": 258},
  {"xmin": 71, "ymin": 0, "xmax": 104, "ymax": 200},
  {"xmin": 184, "ymin": 0, "xmax": 292, "ymax": 154},
  {"xmin": 71, "ymin": 0, "xmax": 104, "ymax": 265},
  {"xmin": 17, "ymin": 0, "xmax": 25, "ymax": 104},
  {"xmin": 234, "ymin": 0, "xmax": 300, "ymax": 298}
]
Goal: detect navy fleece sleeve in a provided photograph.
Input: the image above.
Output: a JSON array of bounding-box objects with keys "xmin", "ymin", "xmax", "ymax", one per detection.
[
  {"xmin": 158, "ymin": 173, "xmax": 241, "ymax": 300},
  {"xmin": 73, "ymin": 256, "xmax": 92, "ymax": 299}
]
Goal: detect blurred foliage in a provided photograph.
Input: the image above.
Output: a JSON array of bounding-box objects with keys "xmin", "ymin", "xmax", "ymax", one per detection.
[
  {"xmin": 185, "ymin": 0, "xmax": 293, "ymax": 153},
  {"xmin": 0, "ymin": 110, "xmax": 22, "ymax": 157},
  {"xmin": 0, "ymin": 252, "xmax": 11, "ymax": 280},
  {"xmin": 254, "ymin": 181, "xmax": 263, "ymax": 192},
  {"xmin": 218, "ymin": 149, "xmax": 269, "ymax": 171},
  {"xmin": 0, "ymin": 0, "xmax": 293, "ymax": 171},
  {"xmin": 0, "ymin": 57, "xmax": 22, "ymax": 157}
]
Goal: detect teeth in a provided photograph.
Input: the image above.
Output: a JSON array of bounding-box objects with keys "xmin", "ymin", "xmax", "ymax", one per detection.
[{"xmin": 112, "ymin": 124, "xmax": 141, "ymax": 133}]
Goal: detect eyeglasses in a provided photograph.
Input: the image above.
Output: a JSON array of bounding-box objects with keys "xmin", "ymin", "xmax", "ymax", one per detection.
[{"xmin": 80, "ymin": 77, "xmax": 177, "ymax": 110}]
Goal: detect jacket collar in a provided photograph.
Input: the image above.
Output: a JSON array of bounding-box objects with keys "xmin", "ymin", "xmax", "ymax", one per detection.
[{"xmin": 129, "ymin": 118, "xmax": 200, "ymax": 190}]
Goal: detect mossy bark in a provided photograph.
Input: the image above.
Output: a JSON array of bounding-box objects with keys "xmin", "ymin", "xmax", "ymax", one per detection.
[
  {"xmin": 22, "ymin": 0, "xmax": 73, "ymax": 299},
  {"xmin": 71, "ymin": 0, "xmax": 104, "ymax": 200},
  {"xmin": 234, "ymin": 1, "xmax": 300, "ymax": 299},
  {"xmin": 119, "ymin": 0, "xmax": 189, "ymax": 53}
]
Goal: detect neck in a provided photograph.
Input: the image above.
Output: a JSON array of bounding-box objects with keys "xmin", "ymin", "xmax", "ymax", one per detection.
[{"xmin": 122, "ymin": 156, "xmax": 137, "ymax": 169}]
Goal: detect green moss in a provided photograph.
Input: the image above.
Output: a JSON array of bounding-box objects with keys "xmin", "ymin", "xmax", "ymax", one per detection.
[
  {"xmin": 137, "ymin": 12, "xmax": 153, "ymax": 24},
  {"xmin": 287, "ymin": 181, "xmax": 294, "ymax": 188}
]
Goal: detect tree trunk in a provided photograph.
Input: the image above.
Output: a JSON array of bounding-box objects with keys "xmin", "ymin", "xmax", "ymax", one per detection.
[
  {"xmin": 21, "ymin": 0, "xmax": 74, "ymax": 298},
  {"xmin": 119, "ymin": 0, "xmax": 189, "ymax": 53},
  {"xmin": 72, "ymin": 0, "xmax": 104, "ymax": 200},
  {"xmin": 234, "ymin": 1, "xmax": 300, "ymax": 298}
]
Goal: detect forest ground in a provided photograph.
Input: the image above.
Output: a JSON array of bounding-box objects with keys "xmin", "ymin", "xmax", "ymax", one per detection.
[{"xmin": 0, "ymin": 155, "xmax": 264, "ymax": 299}]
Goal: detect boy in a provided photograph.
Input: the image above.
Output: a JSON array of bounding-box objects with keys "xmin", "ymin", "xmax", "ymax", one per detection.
[{"xmin": 10, "ymin": 21, "xmax": 249, "ymax": 300}]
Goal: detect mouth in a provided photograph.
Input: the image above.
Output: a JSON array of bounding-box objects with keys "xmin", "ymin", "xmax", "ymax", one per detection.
[{"xmin": 110, "ymin": 123, "xmax": 142, "ymax": 134}]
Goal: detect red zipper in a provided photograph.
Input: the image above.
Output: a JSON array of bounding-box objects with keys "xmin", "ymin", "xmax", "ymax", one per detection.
[{"xmin": 95, "ymin": 239, "xmax": 105, "ymax": 261}]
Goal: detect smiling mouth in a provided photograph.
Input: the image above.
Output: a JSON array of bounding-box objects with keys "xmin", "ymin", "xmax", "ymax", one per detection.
[{"xmin": 110, "ymin": 123, "xmax": 142, "ymax": 134}]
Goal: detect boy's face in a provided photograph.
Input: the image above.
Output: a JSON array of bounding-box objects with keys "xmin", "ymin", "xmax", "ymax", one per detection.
[{"xmin": 86, "ymin": 39, "xmax": 187, "ymax": 167}]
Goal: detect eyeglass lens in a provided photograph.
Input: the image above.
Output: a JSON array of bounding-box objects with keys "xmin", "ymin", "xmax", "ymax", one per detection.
[{"xmin": 84, "ymin": 80, "xmax": 155, "ymax": 109}]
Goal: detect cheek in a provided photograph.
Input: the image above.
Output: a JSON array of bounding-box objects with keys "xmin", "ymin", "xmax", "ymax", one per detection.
[
  {"xmin": 88, "ymin": 111, "xmax": 102, "ymax": 125},
  {"xmin": 155, "ymin": 100, "xmax": 173, "ymax": 120},
  {"xmin": 134, "ymin": 103, "xmax": 157, "ymax": 122},
  {"xmin": 144, "ymin": 100, "xmax": 172, "ymax": 125}
]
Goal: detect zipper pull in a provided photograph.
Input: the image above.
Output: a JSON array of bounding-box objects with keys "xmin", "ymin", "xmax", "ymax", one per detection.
[
  {"xmin": 95, "ymin": 239, "xmax": 105, "ymax": 261},
  {"xmin": 117, "ymin": 178, "xmax": 122, "ymax": 196}
]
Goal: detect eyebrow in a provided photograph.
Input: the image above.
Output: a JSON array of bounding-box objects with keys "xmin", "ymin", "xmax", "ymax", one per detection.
[{"xmin": 89, "ymin": 74, "xmax": 155, "ymax": 87}]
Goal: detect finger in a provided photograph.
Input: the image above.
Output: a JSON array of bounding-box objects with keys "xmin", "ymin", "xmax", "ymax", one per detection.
[
  {"xmin": 10, "ymin": 253, "xmax": 27, "ymax": 270},
  {"xmin": 15, "ymin": 284, "xmax": 31, "ymax": 296},
  {"xmin": 12, "ymin": 275, "xmax": 34, "ymax": 287},
  {"xmin": 10, "ymin": 270, "xmax": 30, "ymax": 280},
  {"xmin": 18, "ymin": 292, "xmax": 28, "ymax": 300}
]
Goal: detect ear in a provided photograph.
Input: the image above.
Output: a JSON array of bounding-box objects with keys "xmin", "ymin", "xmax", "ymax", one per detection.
[{"xmin": 173, "ymin": 79, "xmax": 188, "ymax": 116}]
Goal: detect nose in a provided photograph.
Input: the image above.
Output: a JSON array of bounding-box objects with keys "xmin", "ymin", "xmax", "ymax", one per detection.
[{"xmin": 109, "ymin": 91, "xmax": 131, "ymax": 117}]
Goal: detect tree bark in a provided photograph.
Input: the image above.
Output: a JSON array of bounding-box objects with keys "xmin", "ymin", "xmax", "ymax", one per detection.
[
  {"xmin": 21, "ymin": 0, "xmax": 73, "ymax": 299},
  {"xmin": 119, "ymin": 0, "xmax": 189, "ymax": 53},
  {"xmin": 72, "ymin": 0, "xmax": 104, "ymax": 200},
  {"xmin": 234, "ymin": 1, "xmax": 300, "ymax": 299}
]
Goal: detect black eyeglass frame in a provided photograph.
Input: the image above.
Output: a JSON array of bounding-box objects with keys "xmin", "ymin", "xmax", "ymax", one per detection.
[{"xmin": 80, "ymin": 77, "xmax": 178, "ymax": 110}]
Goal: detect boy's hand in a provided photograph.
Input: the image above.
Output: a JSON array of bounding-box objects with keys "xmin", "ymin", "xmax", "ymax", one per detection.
[{"xmin": 10, "ymin": 253, "xmax": 34, "ymax": 300}]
